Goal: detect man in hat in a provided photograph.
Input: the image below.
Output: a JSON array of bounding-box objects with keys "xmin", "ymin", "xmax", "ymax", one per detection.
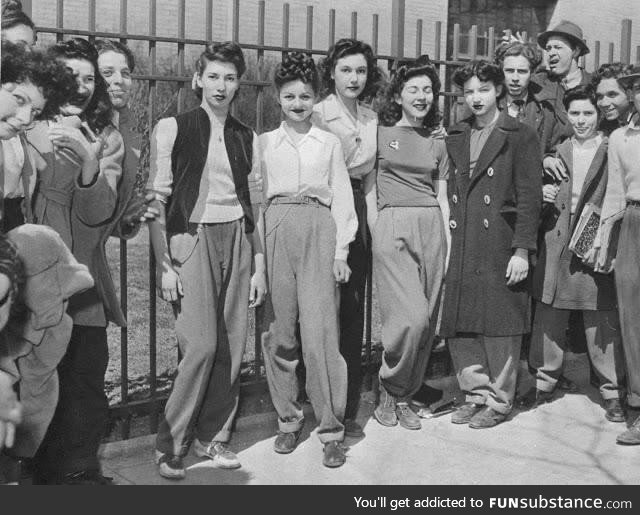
[
  {"xmin": 534, "ymin": 20, "xmax": 592, "ymax": 182},
  {"xmin": 597, "ymin": 66, "xmax": 640, "ymax": 445}
]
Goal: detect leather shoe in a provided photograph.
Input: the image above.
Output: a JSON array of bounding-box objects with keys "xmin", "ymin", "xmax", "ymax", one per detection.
[
  {"xmin": 344, "ymin": 418, "xmax": 364, "ymax": 438},
  {"xmin": 374, "ymin": 388, "xmax": 397, "ymax": 427},
  {"xmin": 274, "ymin": 430, "xmax": 301, "ymax": 454},
  {"xmin": 469, "ymin": 406, "xmax": 507, "ymax": 429},
  {"xmin": 604, "ymin": 398, "xmax": 626, "ymax": 423},
  {"xmin": 517, "ymin": 387, "xmax": 555, "ymax": 409},
  {"xmin": 617, "ymin": 414, "xmax": 640, "ymax": 445},
  {"xmin": 395, "ymin": 402, "xmax": 421, "ymax": 430},
  {"xmin": 62, "ymin": 469, "xmax": 114, "ymax": 485},
  {"xmin": 451, "ymin": 402, "xmax": 484, "ymax": 424},
  {"xmin": 322, "ymin": 441, "xmax": 347, "ymax": 468},
  {"xmin": 558, "ymin": 375, "xmax": 579, "ymax": 392}
]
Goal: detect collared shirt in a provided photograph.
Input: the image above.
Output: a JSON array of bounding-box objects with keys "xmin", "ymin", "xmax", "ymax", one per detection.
[
  {"xmin": 259, "ymin": 123, "xmax": 357, "ymax": 260},
  {"xmin": 506, "ymin": 93, "xmax": 528, "ymax": 119},
  {"xmin": 560, "ymin": 68, "xmax": 585, "ymax": 91},
  {"xmin": 147, "ymin": 100, "xmax": 261, "ymax": 224},
  {"xmin": 600, "ymin": 114, "xmax": 640, "ymax": 222},
  {"xmin": 570, "ymin": 133, "xmax": 603, "ymax": 214},
  {"xmin": 311, "ymin": 94, "xmax": 378, "ymax": 180}
]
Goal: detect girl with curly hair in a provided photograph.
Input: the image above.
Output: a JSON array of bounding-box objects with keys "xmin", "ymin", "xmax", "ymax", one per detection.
[
  {"xmin": 311, "ymin": 38, "xmax": 381, "ymax": 437},
  {"xmin": 1, "ymin": 41, "xmax": 76, "ymax": 231},
  {"xmin": 371, "ymin": 56, "xmax": 450, "ymax": 431},
  {"xmin": 260, "ymin": 52, "xmax": 356, "ymax": 468},
  {"xmin": 147, "ymin": 41, "xmax": 266, "ymax": 480},
  {"xmin": 26, "ymin": 37, "xmax": 128, "ymax": 485}
]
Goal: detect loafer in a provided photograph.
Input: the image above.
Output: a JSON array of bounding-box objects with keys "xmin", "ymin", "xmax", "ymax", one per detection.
[
  {"xmin": 273, "ymin": 430, "xmax": 301, "ymax": 454},
  {"xmin": 617, "ymin": 415, "xmax": 640, "ymax": 445},
  {"xmin": 451, "ymin": 402, "xmax": 484, "ymax": 424},
  {"xmin": 469, "ymin": 406, "xmax": 508, "ymax": 429},
  {"xmin": 517, "ymin": 388, "xmax": 555, "ymax": 409},
  {"xmin": 604, "ymin": 399, "xmax": 626, "ymax": 423},
  {"xmin": 193, "ymin": 440, "xmax": 241, "ymax": 469},
  {"xmin": 155, "ymin": 451, "xmax": 185, "ymax": 480},
  {"xmin": 374, "ymin": 388, "xmax": 398, "ymax": 427},
  {"xmin": 322, "ymin": 441, "xmax": 347, "ymax": 468},
  {"xmin": 344, "ymin": 418, "xmax": 364, "ymax": 438},
  {"xmin": 395, "ymin": 402, "xmax": 421, "ymax": 430},
  {"xmin": 557, "ymin": 375, "xmax": 579, "ymax": 392}
]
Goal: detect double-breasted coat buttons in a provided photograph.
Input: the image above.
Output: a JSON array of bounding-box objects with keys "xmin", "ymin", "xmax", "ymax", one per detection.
[
  {"xmin": 484, "ymin": 195, "xmax": 491, "ymax": 205},
  {"xmin": 487, "ymin": 167, "xmax": 494, "ymax": 177},
  {"xmin": 452, "ymin": 194, "xmax": 458, "ymax": 204},
  {"xmin": 449, "ymin": 220, "xmax": 457, "ymax": 229},
  {"xmin": 483, "ymin": 219, "xmax": 489, "ymax": 229}
]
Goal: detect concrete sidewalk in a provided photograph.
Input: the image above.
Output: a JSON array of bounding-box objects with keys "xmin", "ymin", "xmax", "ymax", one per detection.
[{"xmin": 99, "ymin": 354, "xmax": 640, "ymax": 485}]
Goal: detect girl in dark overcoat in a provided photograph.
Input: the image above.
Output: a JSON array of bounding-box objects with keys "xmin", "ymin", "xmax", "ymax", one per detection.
[
  {"xmin": 521, "ymin": 86, "xmax": 625, "ymax": 421},
  {"xmin": 442, "ymin": 60, "xmax": 542, "ymax": 429}
]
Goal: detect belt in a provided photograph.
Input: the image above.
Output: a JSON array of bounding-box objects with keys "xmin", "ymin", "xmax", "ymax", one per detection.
[
  {"xmin": 269, "ymin": 195, "xmax": 325, "ymax": 207},
  {"xmin": 627, "ymin": 200, "xmax": 640, "ymax": 207}
]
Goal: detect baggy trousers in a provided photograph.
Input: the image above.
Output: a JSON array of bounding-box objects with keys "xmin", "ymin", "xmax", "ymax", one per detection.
[
  {"xmin": 529, "ymin": 301, "xmax": 624, "ymax": 400},
  {"xmin": 36, "ymin": 324, "xmax": 109, "ymax": 478},
  {"xmin": 339, "ymin": 181, "xmax": 368, "ymax": 419},
  {"xmin": 615, "ymin": 205, "xmax": 640, "ymax": 408},
  {"xmin": 372, "ymin": 206, "xmax": 446, "ymax": 400},
  {"xmin": 449, "ymin": 335, "xmax": 521, "ymax": 414},
  {"xmin": 156, "ymin": 220, "xmax": 251, "ymax": 457},
  {"xmin": 261, "ymin": 200, "xmax": 347, "ymax": 443}
]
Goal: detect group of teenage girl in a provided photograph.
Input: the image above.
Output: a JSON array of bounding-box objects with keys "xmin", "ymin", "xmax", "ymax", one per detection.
[{"xmin": 2, "ymin": 0, "xmax": 640, "ymax": 484}]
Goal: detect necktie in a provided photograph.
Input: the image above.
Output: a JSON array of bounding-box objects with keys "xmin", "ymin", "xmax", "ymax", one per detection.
[{"xmin": 512, "ymin": 99, "xmax": 525, "ymax": 120}]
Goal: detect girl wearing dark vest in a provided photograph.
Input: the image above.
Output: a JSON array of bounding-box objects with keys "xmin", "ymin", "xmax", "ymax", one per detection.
[
  {"xmin": 370, "ymin": 57, "xmax": 450, "ymax": 430},
  {"xmin": 259, "ymin": 52, "xmax": 356, "ymax": 468},
  {"xmin": 443, "ymin": 60, "xmax": 542, "ymax": 429},
  {"xmin": 312, "ymin": 39, "xmax": 380, "ymax": 437},
  {"xmin": 147, "ymin": 42, "xmax": 266, "ymax": 480}
]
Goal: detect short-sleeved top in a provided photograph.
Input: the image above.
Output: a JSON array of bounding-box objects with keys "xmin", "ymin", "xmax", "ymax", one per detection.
[{"xmin": 376, "ymin": 125, "xmax": 449, "ymax": 210}]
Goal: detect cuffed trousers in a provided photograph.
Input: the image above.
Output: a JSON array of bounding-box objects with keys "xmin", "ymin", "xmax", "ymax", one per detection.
[
  {"xmin": 529, "ymin": 301, "xmax": 624, "ymax": 400},
  {"xmin": 449, "ymin": 335, "xmax": 521, "ymax": 414},
  {"xmin": 156, "ymin": 220, "xmax": 251, "ymax": 457},
  {"xmin": 339, "ymin": 182, "xmax": 368, "ymax": 419},
  {"xmin": 615, "ymin": 205, "xmax": 640, "ymax": 408},
  {"xmin": 372, "ymin": 206, "xmax": 446, "ymax": 400},
  {"xmin": 261, "ymin": 201, "xmax": 347, "ymax": 443}
]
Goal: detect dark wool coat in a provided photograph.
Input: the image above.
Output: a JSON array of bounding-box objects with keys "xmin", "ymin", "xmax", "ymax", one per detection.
[
  {"xmin": 441, "ymin": 113, "xmax": 542, "ymax": 337},
  {"xmin": 531, "ymin": 136, "xmax": 617, "ymax": 310}
]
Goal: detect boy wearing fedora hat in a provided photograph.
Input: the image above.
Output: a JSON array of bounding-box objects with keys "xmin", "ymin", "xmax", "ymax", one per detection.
[{"xmin": 597, "ymin": 67, "xmax": 640, "ymax": 445}]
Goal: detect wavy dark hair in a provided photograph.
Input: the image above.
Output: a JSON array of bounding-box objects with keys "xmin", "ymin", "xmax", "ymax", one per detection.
[
  {"xmin": 453, "ymin": 59, "xmax": 505, "ymax": 94},
  {"xmin": 94, "ymin": 39, "xmax": 136, "ymax": 72},
  {"xmin": 563, "ymin": 83, "xmax": 598, "ymax": 111},
  {"xmin": 274, "ymin": 51, "xmax": 319, "ymax": 93},
  {"xmin": 494, "ymin": 41, "xmax": 543, "ymax": 71},
  {"xmin": 591, "ymin": 62, "xmax": 634, "ymax": 89},
  {"xmin": 0, "ymin": 233, "xmax": 26, "ymax": 326},
  {"xmin": 1, "ymin": 41, "xmax": 78, "ymax": 120},
  {"xmin": 1, "ymin": 0, "xmax": 35, "ymax": 31},
  {"xmin": 194, "ymin": 41, "xmax": 246, "ymax": 101},
  {"xmin": 378, "ymin": 55, "xmax": 441, "ymax": 132},
  {"xmin": 318, "ymin": 38, "xmax": 383, "ymax": 101},
  {"xmin": 47, "ymin": 37, "xmax": 113, "ymax": 134}
]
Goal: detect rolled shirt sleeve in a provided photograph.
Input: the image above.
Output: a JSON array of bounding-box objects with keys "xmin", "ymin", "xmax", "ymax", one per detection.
[{"xmin": 146, "ymin": 117, "xmax": 178, "ymax": 202}]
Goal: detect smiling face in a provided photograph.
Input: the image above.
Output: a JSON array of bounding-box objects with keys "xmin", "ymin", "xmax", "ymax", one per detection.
[
  {"xmin": 629, "ymin": 78, "xmax": 640, "ymax": 114},
  {"xmin": 98, "ymin": 50, "xmax": 132, "ymax": 110},
  {"xmin": 196, "ymin": 59, "xmax": 240, "ymax": 114},
  {"xmin": 544, "ymin": 36, "xmax": 578, "ymax": 78},
  {"xmin": 0, "ymin": 80, "xmax": 46, "ymax": 139},
  {"xmin": 595, "ymin": 78, "xmax": 630, "ymax": 122},
  {"xmin": 332, "ymin": 53, "xmax": 368, "ymax": 101},
  {"xmin": 395, "ymin": 74, "xmax": 433, "ymax": 125},
  {"xmin": 567, "ymin": 98, "xmax": 598, "ymax": 141},
  {"xmin": 463, "ymin": 75, "xmax": 501, "ymax": 120},
  {"xmin": 60, "ymin": 58, "xmax": 96, "ymax": 116},
  {"xmin": 278, "ymin": 79, "xmax": 316, "ymax": 124},
  {"xmin": 502, "ymin": 55, "xmax": 531, "ymax": 99}
]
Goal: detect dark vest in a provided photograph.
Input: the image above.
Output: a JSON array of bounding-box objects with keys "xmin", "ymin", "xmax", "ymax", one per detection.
[{"xmin": 166, "ymin": 107, "xmax": 254, "ymax": 235}]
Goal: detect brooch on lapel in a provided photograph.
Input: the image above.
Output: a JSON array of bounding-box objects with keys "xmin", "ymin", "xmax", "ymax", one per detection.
[{"xmin": 389, "ymin": 140, "xmax": 399, "ymax": 150}]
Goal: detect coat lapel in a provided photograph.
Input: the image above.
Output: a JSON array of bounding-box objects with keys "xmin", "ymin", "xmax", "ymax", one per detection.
[
  {"xmin": 468, "ymin": 114, "xmax": 514, "ymax": 190},
  {"xmin": 446, "ymin": 120, "xmax": 471, "ymax": 178}
]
